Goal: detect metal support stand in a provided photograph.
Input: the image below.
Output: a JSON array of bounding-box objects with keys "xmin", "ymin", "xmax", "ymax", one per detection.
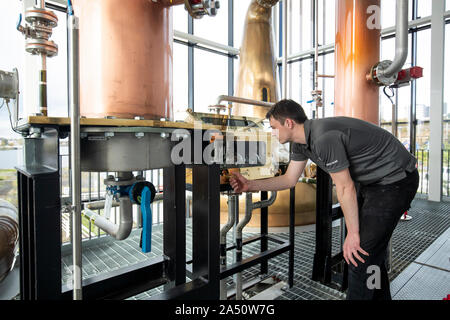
[
  {"xmin": 17, "ymin": 168, "xmax": 61, "ymax": 299},
  {"xmin": 163, "ymin": 165, "xmax": 187, "ymax": 288},
  {"xmin": 312, "ymin": 167, "xmax": 347, "ymax": 291}
]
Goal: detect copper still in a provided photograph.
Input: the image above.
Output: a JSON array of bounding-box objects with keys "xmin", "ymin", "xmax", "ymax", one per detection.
[
  {"xmin": 334, "ymin": 0, "xmax": 381, "ymax": 125},
  {"xmin": 72, "ymin": 0, "xmax": 175, "ymax": 120},
  {"xmin": 227, "ymin": 0, "xmax": 328, "ymax": 228},
  {"xmin": 233, "ymin": 0, "xmax": 279, "ymax": 119}
]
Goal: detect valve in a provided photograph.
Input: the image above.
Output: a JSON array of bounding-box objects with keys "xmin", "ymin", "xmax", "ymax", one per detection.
[
  {"xmin": 368, "ymin": 62, "xmax": 423, "ymax": 88},
  {"xmin": 106, "ymin": 179, "xmax": 157, "ymax": 253},
  {"xmin": 129, "ymin": 181, "xmax": 157, "ymax": 253},
  {"xmin": 184, "ymin": 0, "xmax": 220, "ymax": 19}
]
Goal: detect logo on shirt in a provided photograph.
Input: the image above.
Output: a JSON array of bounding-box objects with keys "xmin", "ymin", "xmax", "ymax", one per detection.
[{"xmin": 326, "ymin": 160, "xmax": 339, "ymax": 167}]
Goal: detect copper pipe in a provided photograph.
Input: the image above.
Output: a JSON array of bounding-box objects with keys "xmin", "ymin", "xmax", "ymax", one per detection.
[
  {"xmin": 233, "ymin": 0, "xmax": 279, "ymax": 119},
  {"xmin": 335, "ymin": 0, "xmax": 381, "ymax": 125},
  {"xmin": 73, "ymin": 0, "xmax": 173, "ymax": 120}
]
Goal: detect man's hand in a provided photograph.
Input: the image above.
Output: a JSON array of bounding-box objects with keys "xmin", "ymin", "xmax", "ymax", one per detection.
[
  {"xmin": 343, "ymin": 232, "xmax": 369, "ymax": 267},
  {"xmin": 229, "ymin": 172, "xmax": 250, "ymax": 193}
]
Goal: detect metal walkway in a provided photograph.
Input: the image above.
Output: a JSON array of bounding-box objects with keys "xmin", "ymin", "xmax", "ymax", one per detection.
[{"xmin": 56, "ymin": 198, "xmax": 450, "ymax": 300}]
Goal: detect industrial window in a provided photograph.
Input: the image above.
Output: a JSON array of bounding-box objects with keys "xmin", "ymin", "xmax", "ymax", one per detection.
[
  {"xmin": 46, "ymin": 9, "xmax": 68, "ymax": 118},
  {"xmin": 173, "ymin": 42, "xmax": 189, "ymax": 121},
  {"xmin": 0, "ymin": 1, "xmax": 23, "ymax": 140},
  {"xmin": 443, "ymin": 23, "xmax": 450, "ymax": 197},
  {"xmin": 194, "ymin": 49, "xmax": 228, "ymax": 113},
  {"xmin": 415, "ymin": 29, "xmax": 431, "ymax": 151},
  {"xmin": 417, "ymin": 0, "xmax": 432, "ymax": 18},
  {"xmin": 381, "ymin": 0, "xmax": 414, "ymax": 28},
  {"xmin": 320, "ymin": 53, "xmax": 335, "ymax": 118},
  {"xmin": 173, "ymin": 4, "xmax": 188, "ymax": 33},
  {"xmin": 318, "ymin": 0, "xmax": 335, "ymax": 47},
  {"xmin": 194, "ymin": 0, "xmax": 229, "ymax": 45}
]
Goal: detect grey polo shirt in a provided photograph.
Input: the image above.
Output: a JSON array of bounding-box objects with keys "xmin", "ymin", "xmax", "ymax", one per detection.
[{"xmin": 290, "ymin": 117, "xmax": 417, "ymax": 185}]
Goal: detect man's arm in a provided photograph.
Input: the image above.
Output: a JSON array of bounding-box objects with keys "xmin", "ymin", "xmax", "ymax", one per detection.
[
  {"xmin": 329, "ymin": 168, "xmax": 369, "ymax": 267},
  {"xmin": 230, "ymin": 160, "xmax": 307, "ymax": 193}
]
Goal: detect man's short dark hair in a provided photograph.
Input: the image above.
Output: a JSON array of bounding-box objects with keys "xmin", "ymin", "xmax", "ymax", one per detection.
[{"xmin": 266, "ymin": 99, "xmax": 308, "ymax": 125}]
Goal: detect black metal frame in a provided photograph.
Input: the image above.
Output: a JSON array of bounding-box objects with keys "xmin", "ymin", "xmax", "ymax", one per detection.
[
  {"xmin": 312, "ymin": 167, "xmax": 347, "ymax": 291},
  {"xmin": 17, "ymin": 126, "xmax": 295, "ymax": 300}
]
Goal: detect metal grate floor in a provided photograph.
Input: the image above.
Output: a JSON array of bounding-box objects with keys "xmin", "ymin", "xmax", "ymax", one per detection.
[{"xmin": 60, "ymin": 198, "xmax": 450, "ymax": 300}]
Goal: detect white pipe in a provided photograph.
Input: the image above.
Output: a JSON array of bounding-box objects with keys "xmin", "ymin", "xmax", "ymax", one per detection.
[
  {"xmin": 83, "ymin": 197, "xmax": 133, "ymax": 240},
  {"xmin": 216, "ymin": 95, "xmax": 275, "ymax": 108},
  {"xmin": 174, "ymin": 30, "xmax": 240, "ymax": 55}
]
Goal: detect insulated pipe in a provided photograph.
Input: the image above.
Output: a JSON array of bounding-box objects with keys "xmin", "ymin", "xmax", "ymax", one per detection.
[
  {"xmin": 220, "ymin": 194, "xmax": 237, "ymax": 300},
  {"xmin": 83, "ymin": 197, "xmax": 133, "ymax": 240},
  {"xmin": 379, "ymin": 0, "xmax": 409, "ymax": 78},
  {"xmin": 68, "ymin": 13, "xmax": 82, "ymax": 300}
]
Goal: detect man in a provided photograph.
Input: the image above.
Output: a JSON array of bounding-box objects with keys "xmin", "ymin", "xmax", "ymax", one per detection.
[{"xmin": 230, "ymin": 99, "xmax": 419, "ymax": 300}]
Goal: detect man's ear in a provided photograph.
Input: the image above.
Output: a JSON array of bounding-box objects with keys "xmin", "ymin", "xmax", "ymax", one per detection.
[{"xmin": 285, "ymin": 118, "xmax": 294, "ymax": 129}]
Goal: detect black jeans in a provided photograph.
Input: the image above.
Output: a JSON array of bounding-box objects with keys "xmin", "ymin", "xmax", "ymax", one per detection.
[{"xmin": 346, "ymin": 169, "xmax": 419, "ymax": 300}]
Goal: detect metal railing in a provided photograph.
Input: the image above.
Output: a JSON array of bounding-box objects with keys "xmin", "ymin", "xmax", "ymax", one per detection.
[{"xmin": 415, "ymin": 149, "xmax": 450, "ymax": 197}]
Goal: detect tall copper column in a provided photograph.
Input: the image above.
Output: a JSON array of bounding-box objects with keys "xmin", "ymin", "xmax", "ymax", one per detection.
[
  {"xmin": 73, "ymin": 0, "xmax": 174, "ymax": 120},
  {"xmin": 335, "ymin": 0, "xmax": 381, "ymax": 125},
  {"xmin": 233, "ymin": 0, "xmax": 279, "ymax": 119}
]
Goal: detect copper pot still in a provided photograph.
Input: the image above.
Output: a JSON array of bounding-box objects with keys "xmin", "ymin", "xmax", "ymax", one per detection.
[
  {"xmin": 334, "ymin": 0, "xmax": 381, "ymax": 125},
  {"xmin": 233, "ymin": 0, "xmax": 279, "ymax": 119},
  {"xmin": 72, "ymin": 0, "xmax": 175, "ymax": 120}
]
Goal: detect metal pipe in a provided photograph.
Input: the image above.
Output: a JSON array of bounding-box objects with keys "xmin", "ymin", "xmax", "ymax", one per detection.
[
  {"xmin": 68, "ymin": 13, "xmax": 82, "ymax": 300},
  {"xmin": 220, "ymin": 194, "xmax": 237, "ymax": 300},
  {"xmin": 83, "ymin": 197, "xmax": 133, "ymax": 240},
  {"xmin": 174, "ymin": 30, "xmax": 240, "ymax": 56},
  {"xmin": 379, "ymin": 0, "xmax": 409, "ymax": 78},
  {"xmin": 216, "ymin": 95, "xmax": 275, "ymax": 108},
  {"xmin": 234, "ymin": 191, "xmax": 277, "ymax": 300},
  {"xmin": 251, "ymin": 191, "xmax": 277, "ymax": 210},
  {"xmin": 235, "ymin": 192, "xmax": 253, "ymax": 300},
  {"xmin": 85, "ymin": 193, "xmax": 164, "ymax": 211}
]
